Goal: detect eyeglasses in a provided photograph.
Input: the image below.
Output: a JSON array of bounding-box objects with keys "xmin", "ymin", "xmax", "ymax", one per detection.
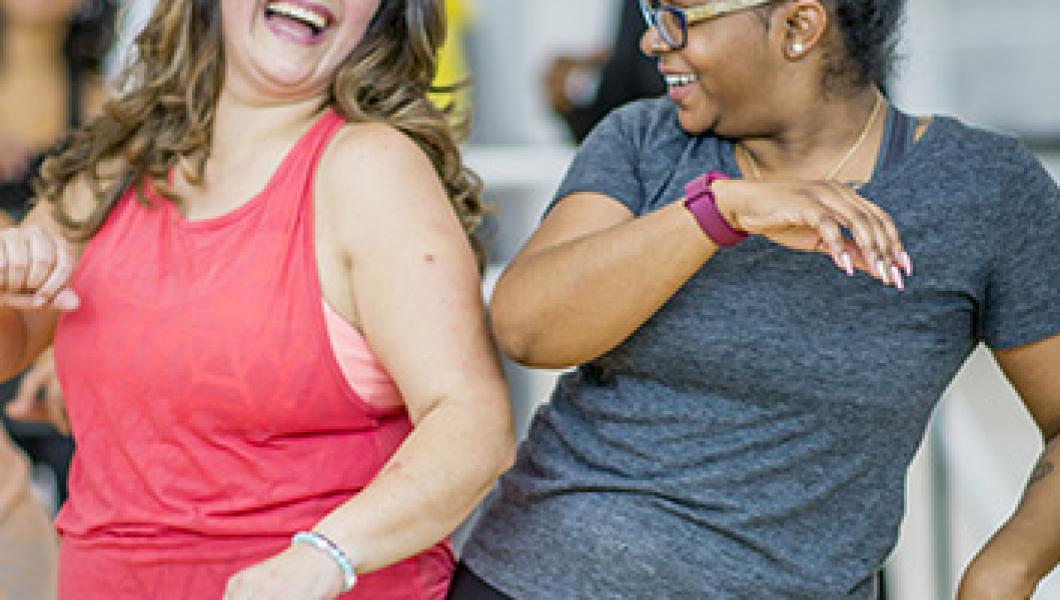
[{"xmin": 638, "ymin": 0, "xmax": 776, "ymax": 51}]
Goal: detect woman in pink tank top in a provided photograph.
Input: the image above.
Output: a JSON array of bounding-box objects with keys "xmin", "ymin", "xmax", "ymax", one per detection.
[{"xmin": 0, "ymin": 1, "xmax": 514, "ymax": 599}]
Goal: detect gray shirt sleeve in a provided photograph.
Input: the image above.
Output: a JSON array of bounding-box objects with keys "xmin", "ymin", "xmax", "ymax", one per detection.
[
  {"xmin": 981, "ymin": 142, "xmax": 1060, "ymax": 349},
  {"xmin": 550, "ymin": 105, "xmax": 647, "ymax": 216}
]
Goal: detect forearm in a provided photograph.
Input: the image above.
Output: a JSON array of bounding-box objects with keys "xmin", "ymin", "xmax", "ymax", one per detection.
[
  {"xmin": 491, "ymin": 201, "xmax": 718, "ymax": 368},
  {"xmin": 311, "ymin": 393, "xmax": 514, "ymax": 574},
  {"xmin": 961, "ymin": 435, "xmax": 1060, "ymax": 597}
]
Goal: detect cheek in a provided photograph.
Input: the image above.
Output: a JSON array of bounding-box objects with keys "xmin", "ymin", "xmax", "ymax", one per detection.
[{"xmin": 332, "ymin": 1, "xmax": 383, "ymax": 55}]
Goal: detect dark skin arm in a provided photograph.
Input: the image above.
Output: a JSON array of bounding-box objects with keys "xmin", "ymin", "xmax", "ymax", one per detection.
[{"xmin": 958, "ymin": 333, "xmax": 1060, "ymax": 599}]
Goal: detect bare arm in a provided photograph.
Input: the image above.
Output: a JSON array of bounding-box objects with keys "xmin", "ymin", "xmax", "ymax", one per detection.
[
  {"xmin": 492, "ymin": 179, "xmax": 908, "ymax": 369},
  {"xmin": 315, "ymin": 126, "xmax": 514, "ymax": 569},
  {"xmin": 491, "ymin": 193, "xmax": 720, "ymax": 368},
  {"xmin": 959, "ymin": 333, "xmax": 1060, "ymax": 599},
  {"xmin": 0, "ymin": 198, "xmax": 84, "ymax": 383},
  {"xmin": 225, "ymin": 125, "xmax": 514, "ymax": 599}
]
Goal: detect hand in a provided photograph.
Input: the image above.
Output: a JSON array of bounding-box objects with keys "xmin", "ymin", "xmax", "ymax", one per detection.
[
  {"xmin": 544, "ymin": 49, "xmax": 610, "ymax": 115},
  {"xmin": 713, "ymin": 179, "xmax": 912, "ymax": 288},
  {"xmin": 0, "ymin": 224, "xmax": 79, "ymax": 311},
  {"xmin": 5, "ymin": 348, "xmax": 68, "ymax": 434},
  {"xmin": 223, "ymin": 543, "xmax": 346, "ymax": 600}
]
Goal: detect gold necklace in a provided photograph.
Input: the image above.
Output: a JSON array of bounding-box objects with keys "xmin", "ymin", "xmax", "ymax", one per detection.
[{"xmin": 741, "ymin": 91, "xmax": 885, "ymax": 182}]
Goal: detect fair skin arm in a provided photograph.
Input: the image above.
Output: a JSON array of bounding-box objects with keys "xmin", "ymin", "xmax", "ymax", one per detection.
[
  {"xmin": 224, "ymin": 125, "xmax": 515, "ymax": 600},
  {"xmin": 491, "ymin": 180, "xmax": 907, "ymax": 369},
  {"xmin": 958, "ymin": 334, "xmax": 1060, "ymax": 599},
  {"xmin": 3, "ymin": 79, "xmax": 110, "ymax": 433},
  {"xmin": 0, "ymin": 188, "xmax": 87, "ymax": 382}
]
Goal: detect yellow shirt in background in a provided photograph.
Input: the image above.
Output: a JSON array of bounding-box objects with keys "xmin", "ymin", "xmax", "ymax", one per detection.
[{"xmin": 431, "ymin": 0, "xmax": 472, "ymax": 114}]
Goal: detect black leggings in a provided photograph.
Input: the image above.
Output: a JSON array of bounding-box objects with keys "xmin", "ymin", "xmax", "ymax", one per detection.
[{"xmin": 446, "ymin": 563, "xmax": 512, "ymax": 600}]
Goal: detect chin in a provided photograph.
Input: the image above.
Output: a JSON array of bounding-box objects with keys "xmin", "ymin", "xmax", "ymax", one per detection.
[{"xmin": 676, "ymin": 108, "xmax": 715, "ymax": 137}]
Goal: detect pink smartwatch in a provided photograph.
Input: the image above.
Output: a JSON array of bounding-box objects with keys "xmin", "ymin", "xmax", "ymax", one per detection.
[{"xmin": 682, "ymin": 171, "xmax": 748, "ymax": 247}]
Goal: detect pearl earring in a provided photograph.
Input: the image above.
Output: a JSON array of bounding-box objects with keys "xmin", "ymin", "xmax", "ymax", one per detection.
[{"xmin": 791, "ymin": 43, "xmax": 805, "ymax": 54}]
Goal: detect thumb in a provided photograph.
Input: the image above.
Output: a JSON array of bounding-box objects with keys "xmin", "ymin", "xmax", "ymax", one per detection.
[{"xmin": 51, "ymin": 288, "xmax": 80, "ymax": 311}]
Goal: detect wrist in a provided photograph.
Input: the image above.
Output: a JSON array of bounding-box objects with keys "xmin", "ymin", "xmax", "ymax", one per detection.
[
  {"xmin": 291, "ymin": 530, "xmax": 358, "ymax": 593},
  {"xmin": 709, "ymin": 179, "xmax": 744, "ymax": 232},
  {"xmin": 682, "ymin": 172, "xmax": 747, "ymax": 247}
]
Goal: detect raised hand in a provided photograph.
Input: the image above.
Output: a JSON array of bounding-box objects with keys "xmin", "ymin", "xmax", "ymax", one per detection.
[
  {"xmin": 0, "ymin": 224, "xmax": 79, "ymax": 311},
  {"xmin": 713, "ymin": 179, "xmax": 913, "ymax": 289}
]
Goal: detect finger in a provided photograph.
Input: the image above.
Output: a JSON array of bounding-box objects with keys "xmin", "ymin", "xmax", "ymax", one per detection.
[
  {"xmin": 830, "ymin": 183, "xmax": 899, "ymax": 286},
  {"xmin": 813, "ymin": 214, "xmax": 854, "ymax": 276},
  {"xmin": 0, "ymin": 293, "xmax": 48, "ymax": 309},
  {"xmin": 834, "ymin": 185, "xmax": 894, "ymax": 279},
  {"xmin": 836, "ymin": 239, "xmax": 904, "ymax": 289},
  {"xmin": 38, "ymin": 240, "xmax": 75, "ymax": 301},
  {"xmin": 852, "ymin": 195, "xmax": 912, "ymax": 276},
  {"xmin": 812, "ymin": 184, "xmax": 882, "ymax": 280},
  {"xmin": 25, "ymin": 228, "xmax": 58, "ymax": 297},
  {"xmin": 49, "ymin": 288, "xmax": 81, "ymax": 311},
  {"xmin": 3, "ymin": 231, "xmax": 30, "ymax": 293}
]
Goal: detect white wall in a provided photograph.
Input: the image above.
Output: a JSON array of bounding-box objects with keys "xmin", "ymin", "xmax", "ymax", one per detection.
[
  {"xmin": 888, "ymin": 1, "xmax": 1060, "ymax": 598},
  {"xmin": 467, "ymin": 0, "xmax": 618, "ymax": 144}
]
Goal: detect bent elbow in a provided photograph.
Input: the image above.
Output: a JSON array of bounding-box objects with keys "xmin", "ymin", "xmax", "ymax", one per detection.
[{"xmin": 489, "ymin": 298, "xmax": 538, "ymax": 366}]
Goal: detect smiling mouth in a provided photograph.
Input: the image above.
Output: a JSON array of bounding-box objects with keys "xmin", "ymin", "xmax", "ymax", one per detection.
[
  {"xmin": 664, "ymin": 73, "xmax": 698, "ymax": 87},
  {"xmin": 264, "ymin": 0, "xmax": 333, "ymax": 37}
]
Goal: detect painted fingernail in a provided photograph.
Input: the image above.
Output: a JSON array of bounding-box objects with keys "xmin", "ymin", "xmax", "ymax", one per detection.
[
  {"xmin": 876, "ymin": 260, "xmax": 889, "ymax": 283},
  {"xmin": 891, "ymin": 266, "xmax": 905, "ymax": 291},
  {"xmin": 842, "ymin": 253, "xmax": 854, "ymax": 277},
  {"xmin": 900, "ymin": 252, "xmax": 913, "ymax": 277},
  {"xmin": 53, "ymin": 289, "xmax": 80, "ymax": 310}
]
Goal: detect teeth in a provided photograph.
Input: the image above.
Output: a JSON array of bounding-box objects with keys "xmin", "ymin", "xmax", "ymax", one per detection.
[
  {"xmin": 266, "ymin": 1, "xmax": 327, "ymax": 30},
  {"xmin": 664, "ymin": 74, "xmax": 698, "ymax": 87}
]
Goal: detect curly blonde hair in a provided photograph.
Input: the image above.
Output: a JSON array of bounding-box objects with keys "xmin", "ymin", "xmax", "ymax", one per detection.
[{"xmin": 38, "ymin": 0, "xmax": 484, "ymax": 262}]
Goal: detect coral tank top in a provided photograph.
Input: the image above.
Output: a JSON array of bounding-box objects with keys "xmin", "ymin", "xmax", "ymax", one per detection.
[{"xmin": 52, "ymin": 109, "xmax": 454, "ymax": 599}]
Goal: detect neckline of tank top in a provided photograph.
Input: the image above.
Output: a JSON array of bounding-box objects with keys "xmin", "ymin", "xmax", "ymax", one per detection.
[{"xmin": 161, "ymin": 108, "xmax": 341, "ymax": 231}]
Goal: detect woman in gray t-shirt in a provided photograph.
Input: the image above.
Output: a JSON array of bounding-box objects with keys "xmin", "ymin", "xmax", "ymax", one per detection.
[{"xmin": 452, "ymin": 1, "xmax": 1060, "ymax": 598}]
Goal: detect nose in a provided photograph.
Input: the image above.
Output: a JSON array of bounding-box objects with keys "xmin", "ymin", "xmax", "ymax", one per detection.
[{"xmin": 640, "ymin": 25, "xmax": 668, "ymax": 58}]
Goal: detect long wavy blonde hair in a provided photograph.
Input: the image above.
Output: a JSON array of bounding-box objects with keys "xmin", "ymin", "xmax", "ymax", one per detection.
[{"xmin": 38, "ymin": 0, "xmax": 484, "ymax": 262}]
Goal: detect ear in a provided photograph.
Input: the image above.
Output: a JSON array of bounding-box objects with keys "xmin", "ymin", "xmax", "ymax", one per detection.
[{"xmin": 773, "ymin": 0, "xmax": 829, "ymax": 61}]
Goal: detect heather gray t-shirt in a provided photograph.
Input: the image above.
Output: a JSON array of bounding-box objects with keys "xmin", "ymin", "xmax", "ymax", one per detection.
[{"xmin": 462, "ymin": 98, "xmax": 1060, "ymax": 599}]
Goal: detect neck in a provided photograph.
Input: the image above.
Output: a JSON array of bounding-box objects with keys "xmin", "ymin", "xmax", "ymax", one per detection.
[
  {"xmin": 1, "ymin": 21, "xmax": 68, "ymax": 75},
  {"xmin": 738, "ymin": 86, "xmax": 885, "ymax": 181},
  {"xmin": 209, "ymin": 87, "xmax": 327, "ymax": 162}
]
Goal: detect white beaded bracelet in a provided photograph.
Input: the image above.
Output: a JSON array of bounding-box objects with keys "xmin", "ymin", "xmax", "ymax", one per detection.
[{"xmin": 292, "ymin": 530, "xmax": 358, "ymax": 593}]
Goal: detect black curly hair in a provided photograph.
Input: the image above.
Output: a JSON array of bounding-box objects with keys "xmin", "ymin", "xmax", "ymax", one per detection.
[{"xmin": 823, "ymin": 0, "xmax": 906, "ymax": 92}]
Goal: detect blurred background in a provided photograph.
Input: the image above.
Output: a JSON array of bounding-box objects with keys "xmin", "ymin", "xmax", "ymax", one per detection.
[{"xmin": 7, "ymin": 0, "xmax": 1059, "ymax": 598}]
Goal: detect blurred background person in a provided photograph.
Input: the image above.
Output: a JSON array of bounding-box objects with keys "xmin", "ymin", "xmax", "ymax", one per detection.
[
  {"xmin": 544, "ymin": 0, "xmax": 664, "ymax": 142},
  {"xmin": 0, "ymin": 434, "xmax": 56, "ymax": 600},
  {"xmin": 0, "ymin": 0, "xmax": 116, "ymax": 517}
]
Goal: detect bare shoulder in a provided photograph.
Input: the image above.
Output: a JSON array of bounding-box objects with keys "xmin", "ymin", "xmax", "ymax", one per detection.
[
  {"xmin": 315, "ymin": 121, "xmax": 460, "ymax": 248},
  {"xmin": 317, "ymin": 121, "xmax": 444, "ymax": 210}
]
